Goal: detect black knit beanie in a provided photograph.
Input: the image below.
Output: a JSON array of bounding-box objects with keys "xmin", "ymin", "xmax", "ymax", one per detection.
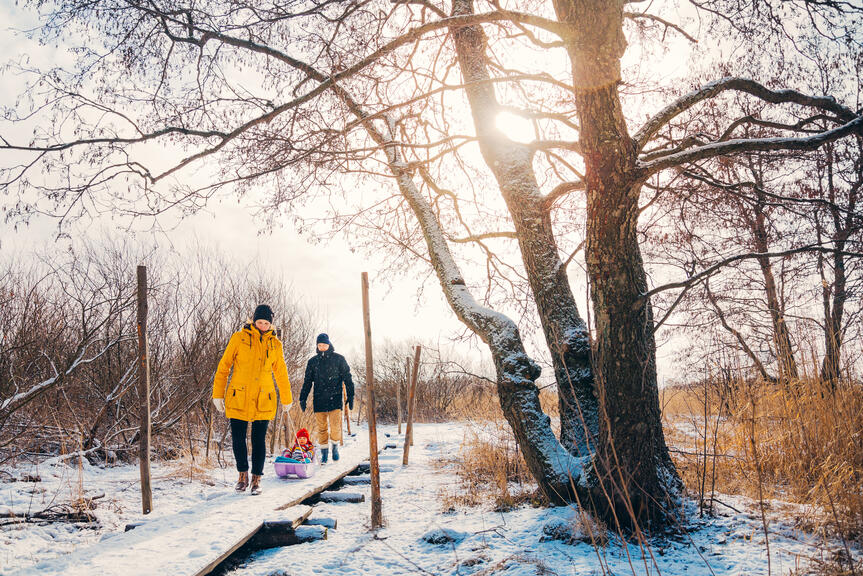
[{"xmin": 253, "ymin": 304, "xmax": 274, "ymax": 323}]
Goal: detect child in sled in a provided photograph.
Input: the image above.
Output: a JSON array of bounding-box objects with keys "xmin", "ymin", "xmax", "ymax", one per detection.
[{"xmin": 281, "ymin": 428, "xmax": 315, "ymax": 463}]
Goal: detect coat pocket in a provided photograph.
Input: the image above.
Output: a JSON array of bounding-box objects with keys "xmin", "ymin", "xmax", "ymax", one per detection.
[
  {"xmin": 226, "ymin": 385, "xmax": 247, "ymax": 411},
  {"xmin": 257, "ymin": 388, "xmax": 276, "ymax": 413}
]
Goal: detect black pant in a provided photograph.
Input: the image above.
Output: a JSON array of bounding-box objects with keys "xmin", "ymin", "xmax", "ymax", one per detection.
[{"xmin": 230, "ymin": 418, "xmax": 269, "ymax": 475}]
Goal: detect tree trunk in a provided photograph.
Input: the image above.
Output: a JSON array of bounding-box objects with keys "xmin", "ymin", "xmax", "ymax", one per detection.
[
  {"xmin": 820, "ymin": 145, "xmax": 850, "ymax": 385},
  {"xmin": 555, "ymin": 0, "xmax": 683, "ymax": 528},
  {"xmin": 750, "ymin": 190, "xmax": 798, "ymax": 380},
  {"xmin": 396, "ymin": 163, "xmax": 587, "ymax": 503},
  {"xmin": 363, "ymin": 115, "xmax": 588, "ymax": 504},
  {"xmin": 450, "ymin": 0, "xmax": 597, "ymax": 457},
  {"xmin": 821, "ymin": 245, "xmax": 846, "ymax": 384}
]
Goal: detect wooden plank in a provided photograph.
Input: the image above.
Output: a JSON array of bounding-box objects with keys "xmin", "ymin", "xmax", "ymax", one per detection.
[
  {"xmin": 15, "ymin": 444, "xmax": 369, "ymax": 576},
  {"xmin": 274, "ymin": 464, "xmax": 361, "ymax": 511},
  {"xmin": 195, "ymin": 505, "xmax": 311, "ymax": 576},
  {"xmin": 274, "ymin": 504, "xmax": 314, "ymax": 530},
  {"xmin": 195, "ymin": 521, "xmax": 264, "ymax": 576}
]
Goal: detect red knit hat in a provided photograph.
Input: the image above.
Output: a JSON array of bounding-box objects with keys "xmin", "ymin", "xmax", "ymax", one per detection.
[{"xmin": 296, "ymin": 428, "xmax": 310, "ymax": 442}]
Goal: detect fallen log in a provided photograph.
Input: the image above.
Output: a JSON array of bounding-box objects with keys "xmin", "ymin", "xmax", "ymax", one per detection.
[
  {"xmin": 246, "ymin": 523, "xmax": 327, "ymax": 550},
  {"xmin": 304, "ymin": 517, "xmax": 338, "ymax": 529},
  {"xmin": 319, "ymin": 492, "xmax": 365, "ymax": 504},
  {"xmin": 342, "ymin": 475, "xmax": 371, "ymax": 485}
]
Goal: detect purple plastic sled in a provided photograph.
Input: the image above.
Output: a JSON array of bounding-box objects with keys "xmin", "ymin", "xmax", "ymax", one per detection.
[
  {"xmin": 274, "ymin": 450, "xmax": 318, "ymax": 479},
  {"xmin": 274, "ymin": 460, "xmax": 316, "ymax": 479}
]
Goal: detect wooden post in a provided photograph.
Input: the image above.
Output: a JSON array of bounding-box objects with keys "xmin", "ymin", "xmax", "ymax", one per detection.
[
  {"xmin": 205, "ymin": 409, "xmax": 213, "ymax": 460},
  {"xmin": 398, "ymin": 357, "xmax": 408, "ymax": 435},
  {"xmin": 344, "ymin": 384, "xmax": 352, "ymax": 437},
  {"xmin": 339, "ymin": 385, "xmax": 345, "ymax": 446},
  {"xmin": 136, "ymin": 265, "xmax": 153, "ymax": 515},
  {"xmin": 355, "ymin": 394, "xmax": 362, "ymax": 426},
  {"xmin": 361, "ymin": 272, "xmax": 383, "ymax": 529},
  {"xmin": 403, "ymin": 345, "xmax": 421, "ymax": 465},
  {"xmin": 269, "ymin": 402, "xmax": 282, "ymax": 455}
]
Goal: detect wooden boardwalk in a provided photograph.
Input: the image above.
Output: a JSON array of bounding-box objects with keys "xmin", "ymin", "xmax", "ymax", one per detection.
[{"xmin": 13, "ymin": 433, "xmax": 372, "ymax": 576}]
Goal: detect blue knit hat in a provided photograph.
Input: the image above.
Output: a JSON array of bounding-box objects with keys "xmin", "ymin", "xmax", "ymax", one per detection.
[{"xmin": 316, "ymin": 333, "xmax": 331, "ymax": 345}]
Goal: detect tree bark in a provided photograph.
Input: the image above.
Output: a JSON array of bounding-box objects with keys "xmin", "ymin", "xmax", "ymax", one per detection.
[
  {"xmin": 450, "ymin": 0, "xmax": 598, "ymax": 457},
  {"xmin": 554, "ymin": 0, "xmax": 683, "ymax": 527},
  {"xmin": 820, "ymin": 144, "xmax": 852, "ymax": 385},
  {"xmin": 748, "ymin": 185, "xmax": 799, "ymax": 380},
  {"xmin": 394, "ymin": 160, "xmax": 588, "ymax": 503},
  {"xmin": 352, "ymin": 109, "xmax": 588, "ymax": 504}
]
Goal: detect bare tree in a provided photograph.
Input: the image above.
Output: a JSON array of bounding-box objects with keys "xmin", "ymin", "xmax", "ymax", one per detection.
[
  {"xmin": 3, "ymin": 0, "xmax": 862, "ymax": 528},
  {"xmin": 0, "ymin": 236, "xmax": 315, "ymax": 463}
]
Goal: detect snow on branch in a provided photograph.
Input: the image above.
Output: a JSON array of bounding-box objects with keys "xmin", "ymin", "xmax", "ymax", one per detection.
[
  {"xmin": 638, "ymin": 115, "xmax": 863, "ymax": 176},
  {"xmin": 0, "ymin": 335, "xmax": 131, "ymax": 418},
  {"xmin": 633, "ymin": 76, "xmax": 858, "ymax": 153}
]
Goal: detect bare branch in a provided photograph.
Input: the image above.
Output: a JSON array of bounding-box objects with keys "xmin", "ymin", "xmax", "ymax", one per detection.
[
  {"xmin": 641, "ymin": 243, "xmax": 863, "ymax": 303},
  {"xmin": 633, "ymin": 76, "xmax": 859, "ymax": 152},
  {"xmin": 638, "ymin": 116, "xmax": 863, "ymax": 177}
]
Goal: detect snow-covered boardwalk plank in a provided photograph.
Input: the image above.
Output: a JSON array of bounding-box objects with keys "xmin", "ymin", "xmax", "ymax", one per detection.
[{"xmin": 12, "ymin": 434, "xmax": 369, "ymax": 576}]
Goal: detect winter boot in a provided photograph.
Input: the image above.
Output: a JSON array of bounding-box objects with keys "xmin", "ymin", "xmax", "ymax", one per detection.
[
  {"xmin": 250, "ymin": 474, "xmax": 262, "ymax": 496},
  {"xmin": 321, "ymin": 447, "xmax": 329, "ymax": 464},
  {"xmin": 332, "ymin": 443, "xmax": 340, "ymax": 461},
  {"xmin": 235, "ymin": 471, "xmax": 249, "ymax": 492}
]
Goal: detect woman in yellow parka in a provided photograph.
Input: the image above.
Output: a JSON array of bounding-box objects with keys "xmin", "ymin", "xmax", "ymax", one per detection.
[{"xmin": 212, "ymin": 304, "xmax": 292, "ymax": 495}]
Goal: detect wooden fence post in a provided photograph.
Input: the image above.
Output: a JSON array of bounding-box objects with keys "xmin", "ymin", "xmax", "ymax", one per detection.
[
  {"xmin": 136, "ymin": 265, "xmax": 153, "ymax": 515},
  {"xmin": 205, "ymin": 409, "xmax": 213, "ymax": 460},
  {"xmin": 269, "ymin": 402, "xmax": 282, "ymax": 455},
  {"xmin": 403, "ymin": 345, "xmax": 421, "ymax": 465},
  {"xmin": 361, "ymin": 272, "xmax": 382, "ymax": 529},
  {"xmin": 398, "ymin": 357, "xmax": 408, "ymax": 435},
  {"xmin": 344, "ymin": 384, "xmax": 352, "ymax": 437}
]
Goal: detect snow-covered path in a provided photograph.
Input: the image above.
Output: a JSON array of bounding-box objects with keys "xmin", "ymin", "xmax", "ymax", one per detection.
[
  {"xmin": 2, "ymin": 431, "xmax": 370, "ymax": 576},
  {"xmin": 2, "ymin": 422, "xmax": 854, "ymax": 576}
]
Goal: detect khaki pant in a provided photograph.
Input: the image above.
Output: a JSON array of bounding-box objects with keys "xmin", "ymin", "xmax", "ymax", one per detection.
[{"xmin": 315, "ymin": 409, "xmax": 342, "ymax": 445}]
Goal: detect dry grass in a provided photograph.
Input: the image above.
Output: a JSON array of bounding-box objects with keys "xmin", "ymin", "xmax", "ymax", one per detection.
[
  {"xmin": 439, "ymin": 369, "xmax": 861, "ymax": 573},
  {"xmin": 435, "ymin": 386, "xmax": 559, "ymax": 512},
  {"xmin": 662, "ymin": 373, "xmax": 863, "ymax": 563},
  {"xmin": 437, "ymin": 419, "xmax": 543, "ymax": 512}
]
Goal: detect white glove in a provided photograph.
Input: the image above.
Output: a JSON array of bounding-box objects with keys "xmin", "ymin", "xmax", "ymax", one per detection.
[
  {"xmin": 213, "ymin": 398, "xmax": 225, "ymax": 414},
  {"xmin": 282, "ymin": 403, "xmax": 292, "ymax": 411}
]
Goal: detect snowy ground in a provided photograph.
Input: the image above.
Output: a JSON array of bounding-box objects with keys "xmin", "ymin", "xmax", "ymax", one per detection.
[{"xmin": 1, "ymin": 422, "xmax": 857, "ymax": 576}]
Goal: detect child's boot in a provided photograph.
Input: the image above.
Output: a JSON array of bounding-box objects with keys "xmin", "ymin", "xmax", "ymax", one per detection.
[
  {"xmin": 235, "ymin": 471, "xmax": 249, "ymax": 492},
  {"xmin": 332, "ymin": 443, "xmax": 340, "ymax": 461},
  {"xmin": 321, "ymin": 447, "xmax": 329, "ymax": 463},
  {"xmin": 250, "ymin": 474, "xmax": 262, "ymax": 496}
]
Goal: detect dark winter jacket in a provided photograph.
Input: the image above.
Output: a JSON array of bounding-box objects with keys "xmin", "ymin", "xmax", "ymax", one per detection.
[{"xmin": 300, "ymin": 345, "xmax": 355, "ymax": 413}]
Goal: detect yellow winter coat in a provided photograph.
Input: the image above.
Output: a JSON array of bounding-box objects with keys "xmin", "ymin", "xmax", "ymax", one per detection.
[{"xmin": 212, "ymin": 324, "xmax": 293, "ymax": 422}]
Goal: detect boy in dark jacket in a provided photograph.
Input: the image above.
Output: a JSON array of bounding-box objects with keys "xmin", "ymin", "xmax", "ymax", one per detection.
[{"xmin": 299, "ymin": 334, "xmax": 355, "ymax": 463}]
